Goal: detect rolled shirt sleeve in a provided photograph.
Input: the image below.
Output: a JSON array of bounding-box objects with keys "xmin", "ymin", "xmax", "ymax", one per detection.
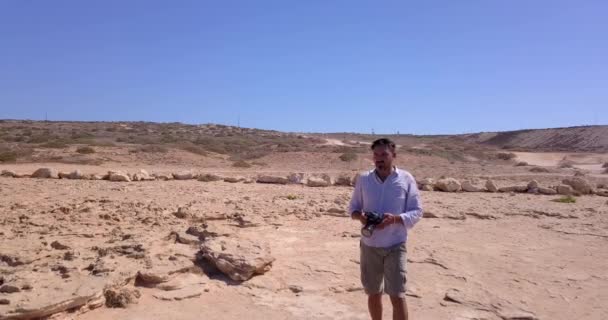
[
  {"xmin": 399, "ymin": 178, "xmax": 423, "ymax": 229},
  {"xmin": 349, "ymin": 174, "xmax": 363, "ymax": 216}
]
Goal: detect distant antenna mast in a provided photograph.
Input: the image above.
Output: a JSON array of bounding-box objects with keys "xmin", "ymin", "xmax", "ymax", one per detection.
[
  {"xmin": 45, "ymin": 112, "xmax": 48, "ymax": 121},
  {"xmin": 238, "ymin": 115, "xmax": 240, "ymax": 128}
]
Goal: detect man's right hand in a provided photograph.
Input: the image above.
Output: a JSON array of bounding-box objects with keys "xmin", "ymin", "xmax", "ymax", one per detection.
[{"xmin": 352, "ymin": 211, "xmax": 367, "ymax": 225}]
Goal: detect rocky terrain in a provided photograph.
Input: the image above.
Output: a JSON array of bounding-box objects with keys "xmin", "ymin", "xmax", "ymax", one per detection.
[{"xmin": 1, "ymin": 120, "xmax": 608, "ymax": 320}]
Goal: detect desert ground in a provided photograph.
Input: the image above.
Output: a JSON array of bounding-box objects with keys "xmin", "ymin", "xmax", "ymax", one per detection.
[{"xmin": 1, "ymin": 122, "xmax": 608, "ymax": 320}]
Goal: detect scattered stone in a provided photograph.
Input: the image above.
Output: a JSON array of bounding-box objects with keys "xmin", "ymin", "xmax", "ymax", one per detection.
[
  {"xmin": 595, "ymin": 189, "xmax": 608, "ymax": 197},
  {"xmin": 63, "ymin": 251, "xmax": 77, "ymax": 261},
  {"xmin": 104, "ymin": 287, "xmax": 141, "ymax": 308},
  {"xmin": 168, "ymin": 231, "xmax": 200, "ymax": 245},
  {"xmin": 0, "ymin": 285, "xmax": 20, "ymax": 293},
  {"xmin": 0, "ymin": 298, "xmax": 9, "ymax": 305},
  {"xmin": 173, "ymin": 207, "xmax": 191, "ymax": 219},
  {"xmin": 461, "ymin": 180, "xmax": 483, "ymax": 192},
  {"xmin": 485, "ymin": 179, "xmax": 498, "ymax": 192},
  {"xmin": 32, "ymin": 167, "xmax": 58, "ymax": 179},
  {"xmin": 136, "ymin": 271, "xmax": 170, "ymax": 287},
  {"xmin": 50, "ymin": 240, "xmax": 70, "ymax": 250},
  {"xmin": 422, "ymin": 210, "xmax": 438, "ymax": 218},
  {"xmin": 435, "ymin": 178, "xmax": 461, "ymax": 192},
  {"xmin": 187, "ymin": 224, "xmax": 232, "ymax": 239},
  {"xmin": 515, "ymin": 161, "xmax": 528, "ymax": 166},
  {"xmin": 200, "ymin": 237, "xmax": 275, "ymax": 281},
  {"xmin": 288, "ymin": 285, "xmax": 303, "ymax": 293}
]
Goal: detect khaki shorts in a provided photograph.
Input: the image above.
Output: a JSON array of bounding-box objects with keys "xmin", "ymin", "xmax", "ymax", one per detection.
[{"xmin": 360, "ymin": 241, "xmax": 407, "ymax": 297}]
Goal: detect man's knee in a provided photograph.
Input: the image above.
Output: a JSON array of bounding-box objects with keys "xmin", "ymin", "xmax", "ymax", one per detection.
[
  {"xmin": 389, "ymin": 295, "xmax": 406, "ymax": 306},
  {"xmin": 368, "ymin": 293, "xmax": 382, "ymax": 301}
]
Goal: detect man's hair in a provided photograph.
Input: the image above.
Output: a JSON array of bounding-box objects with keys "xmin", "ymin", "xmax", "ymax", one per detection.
[{"xmin": 371, "ymin": 138, "xmax": 396, "ymax": 152}]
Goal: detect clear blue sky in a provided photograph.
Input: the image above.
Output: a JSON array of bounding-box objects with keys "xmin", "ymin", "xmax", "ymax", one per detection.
[{"xmin": 0, "ymin": 1, "xmax": 606, "ymax": 134}]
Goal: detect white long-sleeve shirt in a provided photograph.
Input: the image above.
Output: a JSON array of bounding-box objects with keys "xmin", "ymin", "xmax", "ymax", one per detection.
[{"xmin": 349, "ymin": 167, "xmax": 423, "ymax": 248}]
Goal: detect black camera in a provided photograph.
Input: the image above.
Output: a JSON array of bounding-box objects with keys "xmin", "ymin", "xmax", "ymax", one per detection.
[{"xmin": 361, "ymin": 211, "xmax": 385, "ymax": 237}]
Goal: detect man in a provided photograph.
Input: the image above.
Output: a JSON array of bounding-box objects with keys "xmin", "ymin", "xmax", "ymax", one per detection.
[{"xmin": 350, "ymin": 138, "xmax": 423, "ymax": 320}]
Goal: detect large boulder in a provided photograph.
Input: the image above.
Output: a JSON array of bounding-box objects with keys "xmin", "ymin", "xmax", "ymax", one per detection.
[
  {"xmin": 417, "ymin": 178, "xmax": 435, "ymax": 191},
  {"xmin": 108, "ymin": 171, "xmax": 131, "ymax": 182},
  {"xmin": 461, "ymin": 180, "xmax": 483, "ymax": 192},
  {"xmin": 256, "ymin": 175, "xmax": 288, "ymax": 185},
  {"xmin": 32, "ymin": 168, "xmax": 58, "ymax": 179},
  {"xmin": 133, "ymin": 169, "xmax": 152, "ymax": 181},
  {"xmin": 527, "ymin": 180, "xmax": 539, "ymax": 190},
  {"xmin": 307, "ymin": 177, "xmax": 331, "ymax": 187},
  {"xmin": 287, "ymin": 173, "xmax": 305, "ymax": 184},
  {"xmin": 67, "ymin": 170, "xmax": 85, "ymax": 180},
  {"xmin": 485, "ymin": 179, "xmax": 498, "ymax": 193},
  {"xmin": 556, "ymin": 185, "xmax": 574, "ymax": 195},
  {"xmin": 197, "ymin": 174, "xmax": 222, "ymax": 182},
  {"xmin": 562, "ymin": 178, "xmax": 594, "ymax": 195},
  {"xmin": 173, "ymin": 172, "xmax": 194, "ymax": 180},
  {"xmin": 596, "ymin": 189, "xmax": 608, "ymax": 197},
  {"xmin": 334, "ymin": 174, "xmax": 354, "ymax": 187},
  {"xmin": 1, "ymin": 169, "xmax": 17, "ymax": 177},
  {"xmin": 435, "ymin": 178, "xmax": 461, "ymax": 192},
  {"xmin": 200, "ymin": 238, "xmax": 275, "ymax": 281}
]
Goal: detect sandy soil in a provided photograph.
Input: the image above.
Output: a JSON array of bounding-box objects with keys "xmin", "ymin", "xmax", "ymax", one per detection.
[{"xmin": 1, "ymin": 170, "xmax": 607, "ymax": 320}]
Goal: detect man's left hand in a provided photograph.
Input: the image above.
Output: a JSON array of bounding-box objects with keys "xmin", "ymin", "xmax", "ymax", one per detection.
[{"xmin": 376, "ymin": 213, "xmax": 401, "ymax": 229}]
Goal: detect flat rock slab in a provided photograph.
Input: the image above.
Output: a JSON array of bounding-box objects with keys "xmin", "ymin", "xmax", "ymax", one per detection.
[{"xmin": 200, "ymin": 238, "xmax": 275, "ymax": 281}]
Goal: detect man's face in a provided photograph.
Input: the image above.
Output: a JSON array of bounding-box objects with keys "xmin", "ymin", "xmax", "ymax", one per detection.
[{"xmin": 373, "ymin": 145, "xmax": 395, "ymax": 171}]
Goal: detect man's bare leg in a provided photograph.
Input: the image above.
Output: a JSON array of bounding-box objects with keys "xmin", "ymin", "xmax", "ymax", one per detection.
[
  {"xmin": 368, "ymin": 293, "xmax": 383, "ymax": 320},
  {"xmin": 389, "ymin": 296, "xmax": 408, "ymax": 320}
]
